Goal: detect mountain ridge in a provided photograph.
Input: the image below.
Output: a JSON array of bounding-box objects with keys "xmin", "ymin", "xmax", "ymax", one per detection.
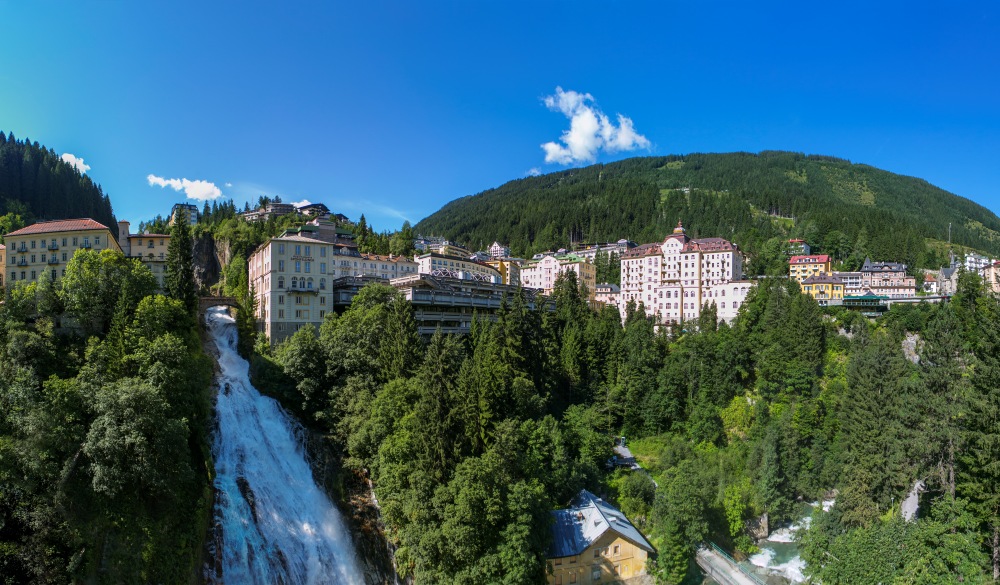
[{"xmin": 415, "ymin": 151, "xmax": 1000, "ymax": 273}]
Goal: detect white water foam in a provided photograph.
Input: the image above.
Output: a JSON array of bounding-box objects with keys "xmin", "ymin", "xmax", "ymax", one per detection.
[{"xmin": 207, "ymin": 308, "xmax": 365, "ymax": 584}]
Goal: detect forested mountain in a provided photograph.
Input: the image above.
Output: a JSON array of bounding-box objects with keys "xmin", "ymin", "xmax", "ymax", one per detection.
[
  {"xmin": 416, "ymin": 152, "xmax": 1000, "ymax": 273},
  {"xmin": 0, "ymin": 132, "xmax": 117, "ymax": 230}
]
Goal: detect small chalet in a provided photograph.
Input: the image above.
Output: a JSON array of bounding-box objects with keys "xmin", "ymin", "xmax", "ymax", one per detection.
[{"xmin": 547, "ymin": 490, "xmax": 655, "ymax": 584}]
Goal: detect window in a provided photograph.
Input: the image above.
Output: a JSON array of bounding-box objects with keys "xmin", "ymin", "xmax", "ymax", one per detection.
[
  {"xmin": 95, "ymin": 236, "xmax": 100, "ymax": 245},
  {"xmin": 31, "ymin": 240, "xmax": 36, "ymax": 249},
  {"xmin": 591, "ymin": 568, "xmax": 601, "ymax": 581},
  {"xmin": 320, "ymin": 247, "xmax": 326, "ymax": 257},
  {"xmin": 569, "ymin": 574, "xmax": 577, "ymax": 584},
  {"xmin": 278, "ymin": 295, "xmax": 284, "ymax": 304},
  {"xmin": 295, "ymin": 245, "xmax": 301, "ymax": 255},
  {"xmin": 279, "ymin": 260, "xmax": 285, "ymax": 271},
  {"xmin": 295, "ymin": 261, "xmax": 301, "ymax": 273},
  {"xmin": 613, "ymin": 545, "xmax": 620, "ymax": 556},
  {"xmin": 73, "ymin": 237, "xmax": 78, "ymax": 246},
  {"xmin": 305, "ymin": 262, "xmax": 311, "ymax": 273},
  {"xmin": 304, "ymin": 245, "xmax": 310, "ymax": 256},
  {"xmin": 278, "ymin": 244, "xmax": 285, "ymax": 255},
  {"xmin": 62, "ymin": 238, "xmax": 67, "ymax": 246},
  {"xmin": 320, "ymin": 263, "xmax": 326, "ymax": 274},
  {"xmin": 614, "ymin": 564, "xmax": 620, "ymax": 575},
  {"xmin": 278, "ymin": 309, "xmax": 284, "ymax": 318},
  {"xmin": 278, "ymin": 277, "xmax": 285, "ymax": 288},
  {"xmin": 320, "ymin": 278, "xmax": 326, "ymax": 290}
]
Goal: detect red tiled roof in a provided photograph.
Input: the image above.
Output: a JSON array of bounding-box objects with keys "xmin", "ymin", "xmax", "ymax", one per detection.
[
  {"xmin": 6, "ymin": 218, "xmax": 111, "ymax": 237},
  {"xmin": 789, "ymin": 254, "xmax": 830, "ymax": 264}
]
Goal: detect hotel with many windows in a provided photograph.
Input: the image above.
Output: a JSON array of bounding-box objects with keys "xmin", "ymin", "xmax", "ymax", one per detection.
[
  {"xmin": 4, "ymin": 218, "xmax": 120, "ymax": 285},
  {"xmin": 249, "ymin": 232, "xmax": 418, "ymax": 341}
]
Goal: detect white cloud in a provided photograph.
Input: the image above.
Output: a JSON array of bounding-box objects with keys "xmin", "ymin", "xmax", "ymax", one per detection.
[
  {"xmin": 291, "ymin": 199, "xmax": 312, "ymax": 207},
  {"xmin": 527, "ymin": 167, "xmax": 542, "ymax": 177},
  {"xmin": 147, "ymin": 174, "xmax": 223, "ymax": 201},
  {"xmin": 225, "ymin": 182, "xmax": 233, "ymax": 188},
  {"xmin": 61, "ymin": 153, "xmax": 91, "ymax": 174},
  {"xmin": 540, "ymin": 86, "xmax": 650, "ymax": 165}
]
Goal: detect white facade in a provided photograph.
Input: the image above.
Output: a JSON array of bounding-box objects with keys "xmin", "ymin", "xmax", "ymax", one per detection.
[
  {"xmin": 966, "ymin": 252, "xmax": 994, "ymax": 272},
  {"xmin": 619, "ymin": 222, "xmax": 747, "ymax": 325},
  {"xmin": 417, "ymin": 253, "xmax": 502, "ymax": 283},
  {"xmin": 489, "ymin": 241, "xmax": 511, "ymax": 259},
  {"xmin": 250, "ymin": 234, "xmax": 417, "ymax": 341},
  {"xmin": 520, "ymin": 253, "xmax": 597, "ymax": 299}
]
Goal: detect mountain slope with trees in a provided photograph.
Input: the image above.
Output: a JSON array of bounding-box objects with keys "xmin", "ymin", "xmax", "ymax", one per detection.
[
  {"xmin": 416, "ymin": 152, "xmax": 1000, "ymax": 274},
  {"xmin": 0, "ymin": 132, "xmax": 117, "ymax": 232}
]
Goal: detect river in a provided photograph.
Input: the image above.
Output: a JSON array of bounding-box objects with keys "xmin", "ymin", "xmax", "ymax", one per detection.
[{"xmin": 206, "ymin": 307, "xmax": 366, "ymax": 584}]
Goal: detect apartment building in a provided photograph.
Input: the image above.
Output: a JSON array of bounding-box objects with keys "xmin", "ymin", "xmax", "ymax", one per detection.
[
  {"xmin": 489, "ymin": 241, "xmax": 511, "ymax": 259},
  {"xmin": 520, "ymin": 253, "xmax": 597, "ymax": 299},
  {"xmin": 416, "ymin": 252, "xmax": 502, "ymax": 283},
  {"xmin": 801, "ymin": 274, "xmax": 845, "ymax": 306},
  {"xmin": 832, "ymin": 271, "xmax": 863, "ymax": 295},
  {"xmin": 5, "ymin": 218, "xmax": 120, "ymax": 285},
  {"xmin": 249, "ymin": 232, "xmax": 417, "ymax": 341},
  {"xmin": 484, "ymin": 258, "xmax": 521, "ymax": 286},
  {"xmin": 620, "ymin": 222, "xmax": 749, "ymax": 325},
  {"xmin": 594, "ymin": 283, "xmax": 620, "ymax": 308},
  {"xmin": 860, "ymin": 258, "xmax": 917, "ymax": 298},
  {"xmin": 169, "ymin": 203, "xmax": 200, "ymax": 226},
  {"xmin": 571, "ymin": 239, "xmax": 635, "ymax": 262},
  {"xmin": 118, "ymin": 221, "xmax": 170, "ymax": 290},
  {"xmin": 788, "ymin": 255, "xmax": 832, "ymax": 284}
]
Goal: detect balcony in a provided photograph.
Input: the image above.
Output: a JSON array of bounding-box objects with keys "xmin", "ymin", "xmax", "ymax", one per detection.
[
  {"xmin": 17, "ymin": 259, "xmax": 27, "ymax": 266},
  {"xmin": 48, "ymin": 257, "xmax": 59, "ymax": 265},
  {"xmin": 47, "ymin": 243, "xmax": 59, "ymax": 250},
  {"xmin": 81, "ymin": 242, "xmax": 92, "ymax": 249}
]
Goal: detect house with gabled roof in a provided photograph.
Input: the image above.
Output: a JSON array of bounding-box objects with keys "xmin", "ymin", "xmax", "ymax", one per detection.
[{"xmin": 547, "ymin": 490, "xmax": 655, "ymax": 584}]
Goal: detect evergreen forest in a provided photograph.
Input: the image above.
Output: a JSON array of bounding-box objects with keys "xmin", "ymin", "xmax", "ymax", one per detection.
[
  {"xmin": 415, "ymin": 152, "xmax": 1000, "ymax": 275},
  {"xmin": 257, "ymin": 269, "xmax": 1000, "ymax": 584},
  {"xmin": 0, "ymin": 132, "xmax": 117, "ymax": 231}
]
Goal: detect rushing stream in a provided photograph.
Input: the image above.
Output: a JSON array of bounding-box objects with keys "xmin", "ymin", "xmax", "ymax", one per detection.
[{"xmin": 207, "ymin": 307, "xmax": 366, "ymax": 584}]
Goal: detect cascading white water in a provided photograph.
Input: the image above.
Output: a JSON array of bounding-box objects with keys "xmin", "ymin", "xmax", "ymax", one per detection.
[{"xmin": 207, "ymin": 307, "xmax": 365, "ymax": 584}]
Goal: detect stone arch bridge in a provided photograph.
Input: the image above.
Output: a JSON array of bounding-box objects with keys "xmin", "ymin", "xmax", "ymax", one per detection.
[{"xmin": 199, "ymin": 296, "xmax": 239, "ymax": 315}]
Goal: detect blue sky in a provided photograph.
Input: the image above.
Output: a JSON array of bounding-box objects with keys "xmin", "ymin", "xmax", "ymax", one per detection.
[{"xmin": 1, "ymin": 2, "xmax": 998, "ymax": 231}]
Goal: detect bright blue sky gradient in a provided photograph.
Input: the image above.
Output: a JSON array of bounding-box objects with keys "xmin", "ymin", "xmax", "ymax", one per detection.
[{"xmin": 1, "ymin": 2, "xmax": 998, "ymax": 231}]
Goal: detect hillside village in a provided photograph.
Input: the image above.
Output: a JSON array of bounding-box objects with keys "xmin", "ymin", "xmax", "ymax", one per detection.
[
  {"xmin": 6, "ymin": 195, "xmax": 1000, "ymax": 585},
  {"xmin": 5, "ymin": 197, "xmax": 998, "ymax": 342}
]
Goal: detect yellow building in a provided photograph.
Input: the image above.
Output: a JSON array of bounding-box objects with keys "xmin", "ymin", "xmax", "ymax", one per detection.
[
  {"xmin": 484, "ymin": 258, "xmax": 521, "ymax": 286},
  {"xmin": 5, "ymin": 218, "xmax": 120, "ymax": 285},
  {"xmin": 118, "ymin": 221, "xmax": 171, "ymax": 290},
  {"xmin": 788, "ymin": 254, "xmax": 832, "ymax": 284},
  {"xmin": 801, "ymin": 274, "xmax": 845, "ymax": 306},
  {"xmin": 548, "ymin": 490, "xmax": 655, "ymax": 585}
]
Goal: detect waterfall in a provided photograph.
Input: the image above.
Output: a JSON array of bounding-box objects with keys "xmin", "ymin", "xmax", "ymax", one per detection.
[{"xmin": 207, "ymin": 307, "xmax": 365, "ymax": 584}]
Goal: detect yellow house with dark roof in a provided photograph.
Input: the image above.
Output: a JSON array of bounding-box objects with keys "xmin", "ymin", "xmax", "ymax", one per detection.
[
  {"xmin": 548, "ymin": 490, "xmax": 655, "ymax": 584},
  {"xmin": 801, "ymin": 274, "xmax": 845, "ymax": 306}
]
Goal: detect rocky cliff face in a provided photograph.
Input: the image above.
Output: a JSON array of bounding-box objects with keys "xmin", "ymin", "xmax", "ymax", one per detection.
[{"xmin": 193, "ymin": 234, "xmax": 227, "ymax": 291}]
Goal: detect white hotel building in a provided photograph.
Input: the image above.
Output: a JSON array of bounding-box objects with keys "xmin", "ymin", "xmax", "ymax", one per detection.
[
  {"xmin": 250, "ymin": 233, "xmax": 417, "ymax": 341},
  {"xmin": 620, "ymin": 222, "xmax": 753, "ymax": 324}
]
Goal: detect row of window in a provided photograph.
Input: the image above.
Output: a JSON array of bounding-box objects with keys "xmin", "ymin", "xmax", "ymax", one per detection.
[
  {"xmin": 10, "ymin": 235, "xmax": 100, "ymax": 251},
  {"xmin": 9, "ymin": 269, "xmax": 64, "ymax": 282}
]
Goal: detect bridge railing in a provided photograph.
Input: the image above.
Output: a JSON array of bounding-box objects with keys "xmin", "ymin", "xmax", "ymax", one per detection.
[{"xmin": 708, "ymin": 542, "xmax": 769, "ymax": 585}]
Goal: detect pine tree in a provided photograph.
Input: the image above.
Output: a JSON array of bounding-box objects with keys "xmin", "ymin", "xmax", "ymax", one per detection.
[{"xmin": 165, "ymin": 220, "xmax": 197, "ymax": 314}]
